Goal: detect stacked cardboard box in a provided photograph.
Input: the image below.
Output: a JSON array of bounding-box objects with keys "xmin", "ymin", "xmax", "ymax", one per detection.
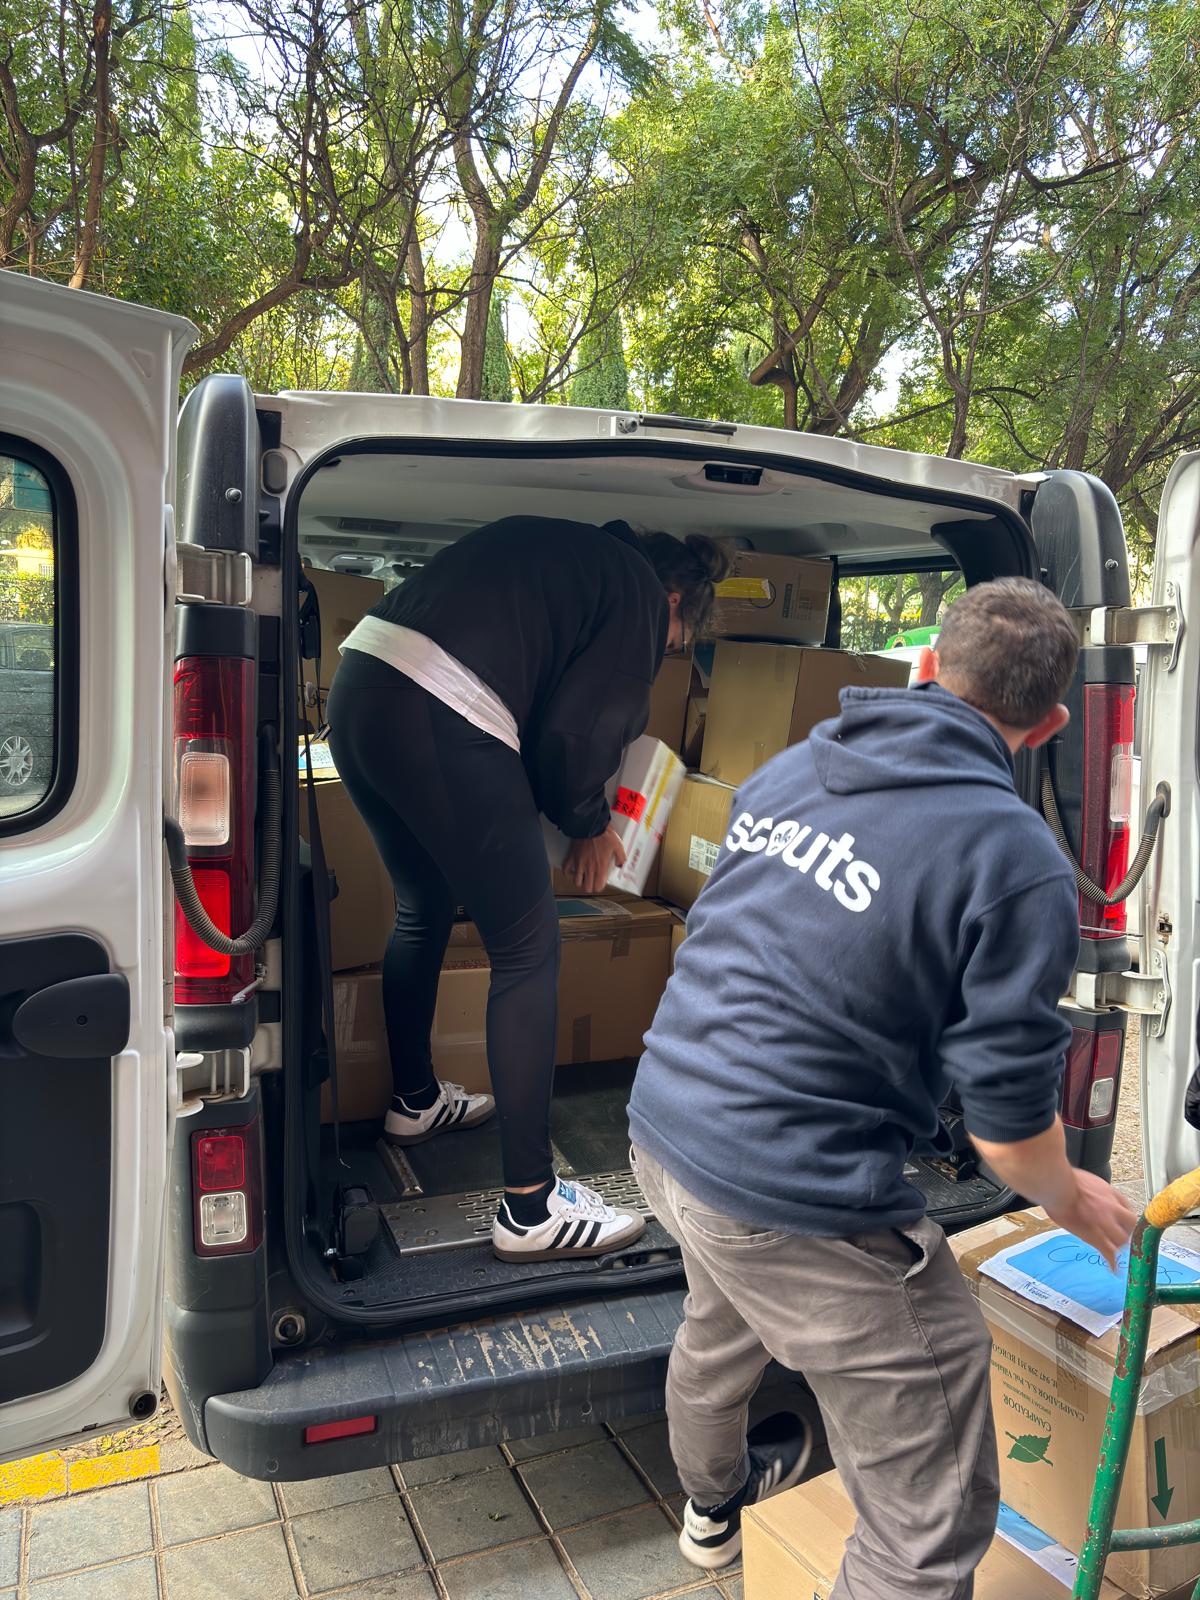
[
  {"xmin": 321, "ymin": 897, "xmax": 675, "ymax": 1120},
  {"xmin": 658, "ymin": 553, "xmax": 910, "ymax": 911},
  {"xmin": 951, "ymin": 1211, "xmax": 1200, "ymax": 1600},
  {"xmin": 299, "ymin": 565, "xmax": 384, "ymax": 717},
  {"xmin": 743, "ymin": 1471, "xmax": 1130, "ymax": 1599},
  {"xmin": 298, "ymin": 746, "xmax": 396, "ymax": 974}
]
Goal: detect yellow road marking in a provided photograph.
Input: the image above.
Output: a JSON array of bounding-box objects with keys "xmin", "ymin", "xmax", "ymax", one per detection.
[
  {"xmin": 68, "ymin": 1446, "xmax": 160, "ymax": 1492},
  {"xmin": 1, "ymin": 1443, "xmax": 161, "ymax": 1504},
  {"xmin": 0, "ymin": 1454, "xmax": 68, "ymax": 1504}
]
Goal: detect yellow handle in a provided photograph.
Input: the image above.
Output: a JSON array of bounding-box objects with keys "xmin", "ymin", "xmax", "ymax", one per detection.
[{"xmin": 1145, "ymin": 1166, "xmax": 1200, "ymax": 1230}]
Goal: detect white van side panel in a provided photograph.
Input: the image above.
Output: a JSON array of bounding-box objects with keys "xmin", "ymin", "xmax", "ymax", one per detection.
[
  {"xmin": 0, "ymin": 276, "xmax": 193, "ymax": 1458},
  {"xmin": 1138, "ymin": 452, "xmax": 1200, "ymax": 1195}
]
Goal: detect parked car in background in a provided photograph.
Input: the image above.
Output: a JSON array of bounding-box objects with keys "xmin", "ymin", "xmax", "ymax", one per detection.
[{"xmin": 0, "ymin": 620, "xmax": 53, "ymax": 815}]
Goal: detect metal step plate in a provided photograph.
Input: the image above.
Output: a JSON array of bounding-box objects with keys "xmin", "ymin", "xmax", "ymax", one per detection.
[{"xmin": 381, "ymin": 1168, "xmax": 651, "ymax": 1256}]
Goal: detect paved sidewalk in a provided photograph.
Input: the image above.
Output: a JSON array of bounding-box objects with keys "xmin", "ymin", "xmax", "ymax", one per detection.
[{"xmin": 0, "ymin": 1415, "xmax": 748, "ymax": 1600}]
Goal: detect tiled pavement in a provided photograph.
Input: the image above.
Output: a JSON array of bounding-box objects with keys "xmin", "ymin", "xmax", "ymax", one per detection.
[{"xmin": 0, "ymin": 1417, "xmax": 747, "ymax": 1600}]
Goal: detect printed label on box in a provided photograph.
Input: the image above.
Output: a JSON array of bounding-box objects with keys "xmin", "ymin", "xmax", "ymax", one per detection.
[
  {"xmin": 615, "ymin": 785, "xmax": 647, "ymax": 821},
  {"xmin": 688, "ymin": 835, "xmax": 722, "ymax": 876},
  {"xmin": 715, "ymin": 576, "xmax": 773, "ymax": 602}
]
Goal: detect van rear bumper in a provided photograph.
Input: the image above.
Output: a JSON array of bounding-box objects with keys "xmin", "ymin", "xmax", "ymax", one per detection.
[{"xmin": 204, "ymin": 1288, "xmax": 684, "ymax": 1480}]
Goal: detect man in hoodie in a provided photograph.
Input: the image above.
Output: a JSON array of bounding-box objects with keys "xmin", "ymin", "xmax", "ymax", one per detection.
[{"xmin": 628, "ymin": 578, "xmax": 1137, "ymax": 1597}]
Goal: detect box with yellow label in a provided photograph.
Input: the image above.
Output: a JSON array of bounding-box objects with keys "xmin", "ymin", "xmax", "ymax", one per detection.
[{"xmin": 705, "ymin": 552, "xmax": 832, "ymax": 644}]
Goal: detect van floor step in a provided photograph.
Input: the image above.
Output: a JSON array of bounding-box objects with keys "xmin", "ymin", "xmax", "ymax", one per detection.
[{"xmin": 381, "ymin": 1167, "xmax": 652, "ymax": 1256}]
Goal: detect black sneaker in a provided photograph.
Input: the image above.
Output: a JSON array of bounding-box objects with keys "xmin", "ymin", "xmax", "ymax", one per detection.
[{"xmin": 678, "ymin": 1412, "xmax": 813, "ymax": 1570}]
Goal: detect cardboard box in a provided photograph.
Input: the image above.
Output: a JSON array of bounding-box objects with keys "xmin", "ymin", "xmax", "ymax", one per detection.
[
  {"xmin": 644, "ymin": 653, "xmax": 694, "ymax": 755},
  {"xmin": 952, "ymin": 1211, "xmax": 1200, "ymax": 1599},
  {"xmin": 319, "ymin": 963, "xmax": 493, "ymax": 1121},
  {"xmin": 543, "ymin": 736, "xmax": 683, "ymax": 897},
  {"xmin": 669, "ymin": 913, "xmax": 686, "ymax": 972},
  {"xmin": 298, "ymin": 776, "xmax": 396, "ymax": 972},
  {"xmin": 681, "ymin": 687, "xmax": 707, "ymax": 769},
  {"xmin": 659, "ymin": 773, "xmax": 737, "ymax": 910},
  {"xmin": 705, "ymin": 552, "xmax": 833, "ymax": 644},
  {"xmin": 444, "ymin": 897, "xmax": 675, "ymax": 1075},
  {"xmin": 743, "ymin": 1471, "xmax": 1130, "ymax": 1600},
  {"xmin": 300, "ymin": 566, "xmax": 384, "ymax": 710},
  {"xmin": 701, "ymin": 642, "xmax": 910, "ymax": 786}
]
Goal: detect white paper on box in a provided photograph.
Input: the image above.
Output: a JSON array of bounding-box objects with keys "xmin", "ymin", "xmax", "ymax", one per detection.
[
  {"xmin": 687, "ymin": 834, "xmax": 722, "ymax": 876},
  {"xmin": 542, "ymin": 735, "xmax": 684, "ymax": 896}
]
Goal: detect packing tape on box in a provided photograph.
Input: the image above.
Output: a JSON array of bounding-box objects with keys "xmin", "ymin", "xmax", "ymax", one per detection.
[{"xmin": 966, "ymin": 1277, "xmax": 1200, "ymax": 1415}]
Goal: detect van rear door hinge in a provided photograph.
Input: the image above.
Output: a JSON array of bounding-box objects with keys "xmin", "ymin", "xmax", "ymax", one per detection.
[
  {"xmin": 1071, "ymin": 596, "xmax": 1183, "ymax": 668},
  {"xmin": 1069, "ymin": 952, "xmax": 1171, "ymax": 1038},
  {"xmin": 177, "ymin": 546, "xmax": 253, "ymax": 606}
]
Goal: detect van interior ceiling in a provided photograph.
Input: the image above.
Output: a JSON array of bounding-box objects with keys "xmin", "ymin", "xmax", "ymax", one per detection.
[
  {"xmin": 295, "ymin": 448, "xmax": 1012, "ymax": 580},
  {"xmin": 289, "ymin": 445, "xmax": 1028, "ymax": 1324}
]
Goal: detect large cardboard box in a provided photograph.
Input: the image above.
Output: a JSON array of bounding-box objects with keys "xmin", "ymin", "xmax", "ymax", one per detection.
[
  {"xmin": 300, "ymin": 566, "xmax": 384, "ymax": 712},
  {"xmin": 952, "ymin": 1211, "xmax": 1200, "ymax": 1599},
  {"xmin": 743, "ymin": 1471, "xmax": 1130, "ymax": 1600},
  {"xmin": 659, "ymin": 772, "xmax": 737, "ymax": 910},
  {"xmin": 319, "ymin": 964, "xmax": 493, "ymax": 1121},
  {"xmin": 706, "ymin": 552, "xmax": 833, "ymax": 644},
  {"xmin": 298, "ymin": 775, "xmax": 395, "ymax": 972},
  {"xmin": 542, "ymin": 736, "xmax": 683, "ymax": 896},
  {"xmin": 701, "ymin": 642, "xmax": 910, "ymax": 786},
  {"xmin": 443, "ymin": 897, "xmax": 675, "ymax": 1074},
  {"xmin": 644, "ymin": 653, "xmax": 694, "ymax": 755}
]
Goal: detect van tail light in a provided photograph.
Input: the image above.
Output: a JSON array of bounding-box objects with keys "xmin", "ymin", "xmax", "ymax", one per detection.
[
  {"xmin": 1061, "ymin": 1020, "xmax": 1124, "ymax": 1129},
  {"xmin": 192, "ymin": 1121, "xmax": 262, "ymax": 1255},
  {"xmin": 1078, "ymin": 683, "xmax": 1134, "ymax": 943},
  {"xmin": 174, "ymin": 654, "xmax": 256, "ymax": 1004}
]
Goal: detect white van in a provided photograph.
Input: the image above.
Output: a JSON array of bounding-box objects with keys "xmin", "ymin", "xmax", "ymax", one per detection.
[{"xmin": 2, "ymin": 274, "xmax": 1192, "ymax": 1478}]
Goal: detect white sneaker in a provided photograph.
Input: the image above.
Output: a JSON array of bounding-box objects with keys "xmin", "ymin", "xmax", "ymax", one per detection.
[
  {"xmin": 384, "ymin": 1080, "xmax": 495, "ymax": 1146},
  {"xmin": 493, "ymin": 1177, "xmax": 647, "ymax": 1261},
  {"xmin": 678, "ymin": 1413, "xmax": 813, "ymax": 1570}
]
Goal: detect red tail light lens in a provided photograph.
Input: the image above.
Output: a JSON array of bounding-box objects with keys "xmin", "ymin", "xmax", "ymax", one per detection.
[
  {"xmin": 1061, "ymin": 1025, "xmax": 1123, "ymax": 1128},
  {"xmin": 1078, "ymin": 684, "xmax": 1134, "ymax": 942},
  {"xmin": 191, "ymin": 1122, "xmax": 262, "ymax": 1255},
  {"xmin": 174, "ymin": 655, "xmax": 256, "ymax": 1004}
]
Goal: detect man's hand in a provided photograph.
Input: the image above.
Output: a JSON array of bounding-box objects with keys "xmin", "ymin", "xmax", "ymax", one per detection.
[
  {"xmin": 1043, "ymin": 1169, "xmax": 1139, "ymax": 1273},
  {"xmin": 972, "ymin": 1118, "xmax": 1137, "ymax": 1271},
  {"xmin": 563, "ymin": 827, "xmax": 626, "ymax": 895}
]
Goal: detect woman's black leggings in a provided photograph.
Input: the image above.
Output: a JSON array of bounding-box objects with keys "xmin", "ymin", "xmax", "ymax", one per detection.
[{"xmin": 326, "ymin": 649, "xmax": 559, "ymax": 1189}]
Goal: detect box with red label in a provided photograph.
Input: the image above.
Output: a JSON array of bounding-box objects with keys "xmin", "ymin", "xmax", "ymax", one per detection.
[{"xmin": 542, "ymin": 736, "xmax": 684, "ymax": 897}]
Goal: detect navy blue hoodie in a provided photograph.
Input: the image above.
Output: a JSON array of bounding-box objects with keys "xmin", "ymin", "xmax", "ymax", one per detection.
[{"xmin": 628, "ymin": 683, "xmax": 1079, "ymax": 1236}]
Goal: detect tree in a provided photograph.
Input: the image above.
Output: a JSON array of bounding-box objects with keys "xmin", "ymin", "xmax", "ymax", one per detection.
[
  {"xmin": 480, "ymin": 297, "xmax": 512, "ymax": 401},
  {"xmin": 570, "ymin": 312, "xmax": 628, "ymax": 409}
]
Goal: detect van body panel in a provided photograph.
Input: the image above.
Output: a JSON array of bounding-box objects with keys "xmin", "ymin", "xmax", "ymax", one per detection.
[{"xmin": 0, "ymin": 274, "xmax": 190, "ymax": 1460}]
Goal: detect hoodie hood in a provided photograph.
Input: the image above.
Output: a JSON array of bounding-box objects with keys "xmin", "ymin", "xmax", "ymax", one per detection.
[{"xmin": 810, "ymin": 681, "xmax": 1015, "ymax": 796}]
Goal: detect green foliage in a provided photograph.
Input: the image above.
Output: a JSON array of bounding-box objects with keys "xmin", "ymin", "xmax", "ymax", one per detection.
[
  {"xmin": 0, "ymin": 572, "xmax": 54, "ymax": 625},
  {"xmin": 481, "ymin": 301, "xmax": 513, "ymax": 403},
  {"xmin": 570, "ymin": 316, "xmax": 629, "ymax": 409}
]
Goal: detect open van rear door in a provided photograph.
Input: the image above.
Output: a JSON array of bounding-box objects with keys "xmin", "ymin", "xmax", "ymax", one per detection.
[
  {"xmin": 1138, "ymin": 452, "xmax": 1200, "ymax": 1196},
  {"xmin": 0, "ymin": 276, "xmax": 193, "ymax": 1457}
]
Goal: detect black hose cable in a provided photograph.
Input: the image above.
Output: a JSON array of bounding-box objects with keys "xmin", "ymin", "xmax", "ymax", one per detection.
[
  {"xmin": 1040, "ymin": 753, "xmax": 1170, "ymax": 907},
  {"xmin": 164, "ymin": 728, "xmax": 282, "ymax": 956}
]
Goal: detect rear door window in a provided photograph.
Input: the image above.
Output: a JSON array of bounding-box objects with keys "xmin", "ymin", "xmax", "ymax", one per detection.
[
  {"xmin": 839, "ymin": 567, "xmax": 965, "ymax": 655},
  {"xmin": 0, "ymin": 446, "xmax": 61, "ymax": 821}
]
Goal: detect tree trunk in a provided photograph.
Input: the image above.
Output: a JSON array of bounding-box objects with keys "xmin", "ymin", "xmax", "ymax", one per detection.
[
  {"xmin": 69, "ymin": 0, "xmax": 111, "ymax": 290},
  {"xmin": 406, "ymin": 231, "xmax": 431, "ymax": 395},
  {"xmin": 455, "ymin": 225, "xmax": 502, "ymax": 399}
]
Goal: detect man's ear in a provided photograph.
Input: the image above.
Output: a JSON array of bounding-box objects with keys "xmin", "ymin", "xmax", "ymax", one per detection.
[
  {"xmin": 915, "ymin": 647, "xmax": 939, "ymax": 684},
  {"xmin": 1022, "ymin": 703, "xmax": 1070, "ymax": 751}
]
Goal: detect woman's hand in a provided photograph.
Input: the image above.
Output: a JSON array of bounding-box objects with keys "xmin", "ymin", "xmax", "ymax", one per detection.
[{"xmin": 563, "ymin": 827, "xmax": 627, "ymax": 895}]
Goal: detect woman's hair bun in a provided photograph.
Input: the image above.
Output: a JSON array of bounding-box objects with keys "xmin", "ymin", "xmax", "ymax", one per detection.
[{"xmin": 683, "ymin": 533, "xmax": 732, "ymax": 586}]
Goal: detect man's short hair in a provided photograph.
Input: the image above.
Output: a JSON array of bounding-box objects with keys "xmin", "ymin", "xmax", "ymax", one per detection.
[{"xmin": 935, "ymin": 577, "xmax": 1079, "ymax": 728}]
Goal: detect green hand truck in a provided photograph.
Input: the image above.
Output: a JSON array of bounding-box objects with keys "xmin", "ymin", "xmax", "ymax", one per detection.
[{"xmin": 1073, "ymin": 1167, "xmax": 1200, "ymax": 1600}]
